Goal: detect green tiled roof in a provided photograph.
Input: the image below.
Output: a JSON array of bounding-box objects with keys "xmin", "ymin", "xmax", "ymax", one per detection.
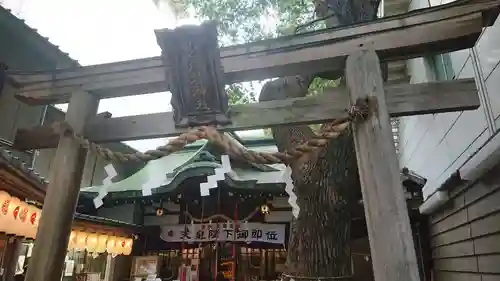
[{"xmin": 81, "ymin": 135, "xmax": 286, "ymax": 197}]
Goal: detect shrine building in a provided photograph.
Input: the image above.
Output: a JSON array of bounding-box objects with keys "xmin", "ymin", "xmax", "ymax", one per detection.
[{"xmin": 76, "ymin": 134, "xmax": 428, "ymax": 281}]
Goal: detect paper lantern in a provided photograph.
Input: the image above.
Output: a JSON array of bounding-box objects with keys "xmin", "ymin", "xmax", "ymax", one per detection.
[
  {"xmin": 106, "ymin": 236, "xmax": 118, "ymax": 256},
  {"xmin": 27, "ymin": 206, "xmax": 41, "ymax": 239},
  {"xmin": 115, "ymin": 237, "xmax": 127, "ymax": 255},
  {"xmin": 75, "ymin": 231, "xmax": 88, "ymax": 251},
  {"xmin": 30, "ymin": 207, "xmax": 42, "ymax": 239},
  {"xmin": 86, "ymin": 233, "xmax": 99, "ymax": 253},
  {"xmin": 67, "ymin": 231, "xmax": 77, "ymax": 251},
  {"xmin": 5, "ymin": 197, "xmax": 22, "ymax": 235},
  {"xmin": 0, "ymin": 191, "xmax": 12, "ymax": 233},
  {"xmin": 26, "ymin": 205, "xmax": 36, "ymax": 239},
  {"xmin": 95, "ymin": 234, "xmax": 108, "ymax": 254},
  {"xmin": 123, "ymin": 238, "xmax": 133, "ymax": 255},
  {"xmin": 16, "ymin": 202, "xmax": 30, "ymax": 237}
]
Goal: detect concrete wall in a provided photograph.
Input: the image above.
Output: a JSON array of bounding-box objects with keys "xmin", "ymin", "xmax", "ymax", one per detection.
[
  {"xmin": 1, "ymin": 83, "xmax": 116, "ymax": 189},
  {"xmin": 0, "ymin": 83, "xmax": 44, "ymax": 165},
  {"xmin": 0, "ymin": 18, "xmax": 56, "ymax": 165},
  {"xmin": 398, "ymin": 0, "xmax": 500, "ymax": 198},
  {"xmin": 31, "ymin": 107, "xmax": 116, "ymax": 186}
]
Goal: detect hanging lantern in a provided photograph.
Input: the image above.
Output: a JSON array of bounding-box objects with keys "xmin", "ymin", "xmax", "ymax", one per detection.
[
  {"xmin": 16, "ymin": 202, "xmax": 30, "ymax": 237},
  {"xmin": 26, "ymin": 205, "xmax": 37, "ymax": 239},
  {"xmin": 5, "ymin": 197, "xmax": 22, "ymax": 235},
  {"xmin": 115, "ymin": 237, "xmax": 127, "ymax": 255},
  {"xmin": 86, "ymin": 233, "xmax": 99, "ymax": 253},
  {"xmin": 27, "ymin": 206, "xmax": 41, "ymax": 239},
  {"xmin": 95, "ymin": 234, "xmax": 108, "ymax": 254},
  {"xmin": 75, "ymin": 231, "xmax": 88, "ymax": 251},
  {"xmin": 106, "ymin": 236, "xmax": 118, "ymax": 256},
  {"xmin": 124, "ymin": 238, "xmax": 134, "ymax": 255},
  {"xmin": 0, "ymin": 191, "xmax": 12, "ymax": 233},
  {"xmin": 67, "ymin": 231, "xmax": 77, "ymax": 251},
  {"xmin": 30, "ymin": 207, "xmax": 42, "ymax": 239}
]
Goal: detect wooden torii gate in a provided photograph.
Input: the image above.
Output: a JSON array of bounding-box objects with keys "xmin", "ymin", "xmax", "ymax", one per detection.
[{"xmin": 8, "ymin": 0, "xmax": 499, "ymax": 281}]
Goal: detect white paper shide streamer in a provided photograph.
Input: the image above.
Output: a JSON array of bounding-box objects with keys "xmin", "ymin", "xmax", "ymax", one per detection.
[
  {"xmin": 94, "ymin": 164, "xmax": 117, "ymax": 208},
  {"xmin": 283, "ymin": 167, "xmax": 300, "ymax": 218},
  {"xmin": 141, "ymin": 181, "xmax": 153, "ymax": 197},
  {"xmin": 200, "ymin": 155, "xmax": 231, "ymax": 196},
  {"xmin": 141, "ymin": 173, "xmax": 169, "ymax": 196}
]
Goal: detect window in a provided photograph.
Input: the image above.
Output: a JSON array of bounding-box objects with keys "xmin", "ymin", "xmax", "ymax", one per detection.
[{"xmin": 429, "ymin": 53, "xmax": 455, "ymax": 81}]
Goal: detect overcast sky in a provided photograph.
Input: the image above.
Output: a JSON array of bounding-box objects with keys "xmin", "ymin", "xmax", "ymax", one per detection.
[{"xmin": 1, "ymin": 0, "xmax": 265, "ymax": 152}]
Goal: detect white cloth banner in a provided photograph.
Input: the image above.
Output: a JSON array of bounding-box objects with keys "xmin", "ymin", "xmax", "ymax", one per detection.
[{"xmin": 160, "ymin": 222, "xmax": 285, "ymax": 244}]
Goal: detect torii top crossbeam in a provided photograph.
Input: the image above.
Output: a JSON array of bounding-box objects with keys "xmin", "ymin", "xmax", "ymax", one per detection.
[{"xmin": 11, "ymin": 0, "xmax": 499, "ymax": 106}]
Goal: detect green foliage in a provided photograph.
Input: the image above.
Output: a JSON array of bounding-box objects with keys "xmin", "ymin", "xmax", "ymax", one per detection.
[
  {"xmin": 226, "ymin": 82, "xmax": 257, "ymax": 104},
  {"xmin": 182, "ymin": 0, "xmax": 327, "ymax": 106},
  {"xmin": 182, "ymin": 0, "xmax": 339, "ymax": 118},
  {"xmin": 183, "ymin": 0, "xmax": 318, "ymax": 45},
  {"xmin": 308, "ymin": 77, "xmax": 339, "ymax": 96}
]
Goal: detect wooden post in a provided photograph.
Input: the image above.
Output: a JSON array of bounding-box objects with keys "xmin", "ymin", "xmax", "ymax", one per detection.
[
  {"xmin": 24, "ymin": 91, "xmax": 99, "ymax": 281},
  {"xmin": 346, "ymin": 50, "xmax": 421, "ymax": 281}
]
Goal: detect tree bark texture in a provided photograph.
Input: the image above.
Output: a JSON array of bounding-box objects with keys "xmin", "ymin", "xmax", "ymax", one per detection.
[
  {"xmin": 256, "ymin": 0, "xmax": 388, "ymax": 277},
  {"xmin": 259, "ymin": 76, "xmax": 361, "ymax": 277}
]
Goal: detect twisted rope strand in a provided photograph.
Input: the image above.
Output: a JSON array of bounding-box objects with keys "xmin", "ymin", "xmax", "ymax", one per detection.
[{"xmin": 53, "ymin": 98, "xmax": 370, "ymax": 165}]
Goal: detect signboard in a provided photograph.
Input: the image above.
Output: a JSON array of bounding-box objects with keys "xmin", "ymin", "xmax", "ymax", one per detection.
[{"xmin": 160, "ymin": 222, "xmax": 285, "ymax": 244}]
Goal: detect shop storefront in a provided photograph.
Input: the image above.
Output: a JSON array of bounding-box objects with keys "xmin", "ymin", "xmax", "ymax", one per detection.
[
  {"xmin": 0, "ymin": 146, "xmax": 140, "ymax": 281},
  {"xmin": 0, "ymin": 190, "xmax": 139, "ymax": 281},
  {"xmin": 15, "ymin": 215, "xmax": 138, "ymax": 281},
  {"xmin": 0, "ymin": 146, "xmax": 46, "ymax": 281}
]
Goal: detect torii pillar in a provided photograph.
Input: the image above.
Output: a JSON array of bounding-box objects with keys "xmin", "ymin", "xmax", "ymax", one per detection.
[
  {"xmin": 25, "ymin": 92, "xmax": 98, "ymax": 281},
  {"xmin": 346, "ymin": 49, "xmax": 421, "ymax": 281}
]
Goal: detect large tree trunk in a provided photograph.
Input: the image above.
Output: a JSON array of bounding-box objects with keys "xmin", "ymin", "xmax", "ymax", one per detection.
[
  {"xmin": 259, "ymin": 76, "xmax": 361, "ymax": 277},
  {"xmin": 257, "ymin": 1, "xmax": 385, "ymax": 277},
  {"xmin": 285, "ymin": 132, "xmax": 360, "ymax": 277}
]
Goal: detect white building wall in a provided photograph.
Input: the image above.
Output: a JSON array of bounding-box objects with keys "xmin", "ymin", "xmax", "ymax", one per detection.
[{"xmin": 399, "ymin": 0, "xmax": 500, "ymax": 198}]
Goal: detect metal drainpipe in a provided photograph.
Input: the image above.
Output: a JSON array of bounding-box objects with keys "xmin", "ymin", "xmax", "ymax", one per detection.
[{"xmin": 470, "ymin": 46, "xmax": 496, "ymax": 135}]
